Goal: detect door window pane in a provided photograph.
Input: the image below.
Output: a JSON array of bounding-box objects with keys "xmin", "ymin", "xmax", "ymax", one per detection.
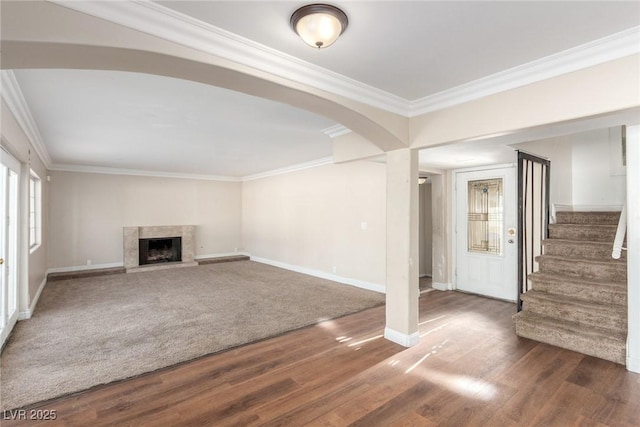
[
  {"xmin": 29, "ymin": 171, "xmax": 41, "ymax": 250},
  {"xmin": 468, "ymin": 178, "xmax": 503, "ymax": 255}
]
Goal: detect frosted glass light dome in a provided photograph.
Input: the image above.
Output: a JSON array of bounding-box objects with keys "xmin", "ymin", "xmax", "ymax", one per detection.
[{"xmin": 291, "ymin": 4, "xmax": 348, "ymax": 49}]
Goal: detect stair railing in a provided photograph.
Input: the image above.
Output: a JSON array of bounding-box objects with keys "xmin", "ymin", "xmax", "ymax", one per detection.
[
  {"xmin": 517, "ymin": 151, "xmax": 550, "ymax": 311},
  {"xmin": 612, "ymin": 204, "xmax": 627, "ymax": 259}
]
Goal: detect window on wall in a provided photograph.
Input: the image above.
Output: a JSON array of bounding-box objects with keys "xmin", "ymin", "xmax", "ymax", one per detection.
[{"xmin": 29, "ymin": 170, "xmax": 41, "ymax": 251}]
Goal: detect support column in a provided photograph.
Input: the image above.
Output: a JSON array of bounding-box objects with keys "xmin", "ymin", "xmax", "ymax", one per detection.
[
  {"xmin": 384, "ymin": 148, "xmax": 420, "ymax": 347},
  {"xmin": 626, "ymin": 125, "xmax": 639, "ymax": 372}
]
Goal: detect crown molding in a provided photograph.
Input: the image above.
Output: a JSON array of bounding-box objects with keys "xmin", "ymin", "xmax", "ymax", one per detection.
[
  {"xmin": 49, "ymin": 156, "xmax": 335, "ymax": 183},
  {"xmin": 242, "ymin": 156, "xmax": 334, "ymax": 182},
  {"xmin": 51, "ymin": 0, "xmax": 408, "ymax": 116},
  {"xmin": 7, "ymin": 3, "xmax": 638, "ymax": 184},
  {"xmin": 409, "ymin": 26, "xmax": 640, "ymax": 117},
  {"xmin": 0, "ymin": 70, "xmax": 52, "ymax": 167},
  {"xmin": 48, "ymin": 163, "xmax": 242, "ymax": 182},
  {"xmin": 322, "ymin": 124, "xmax": 352, "ymax": 138},
  {"xmin": 51, "ymin": 2, "xmax": 639, "ymax": 120}
]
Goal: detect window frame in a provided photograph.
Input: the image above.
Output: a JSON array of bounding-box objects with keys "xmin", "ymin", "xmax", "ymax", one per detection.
[{"xmin": 29, "ymin": 170, "xmax": 42, "ymax": 252}]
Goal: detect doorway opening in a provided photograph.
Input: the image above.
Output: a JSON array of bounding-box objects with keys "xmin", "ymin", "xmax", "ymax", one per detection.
[
  {"xmin": 418, "ymin": 176, "xmax": 433, "ymax": 293},
  {"xmin": 1, "ymin": 148, "xmax": 20, "ymax": 349}
]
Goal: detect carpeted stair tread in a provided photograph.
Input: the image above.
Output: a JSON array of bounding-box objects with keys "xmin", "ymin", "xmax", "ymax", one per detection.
[
  {"xmin": 548, "ymin": 223, "xmax": 618, "ymax": 242},
  {"xmin": 514, "ymin": 311, "xmax": 626, "ymax": 364},
  {"xmin": 542, "ymin": 239, "xmax": 626, "ymax": 260},
  {"xmin": 529, "ymin": 271, "xmax": 626, "ymax": 289},
  {"xmin": 521, "ymin": 290, "xmax": 626, "ymax": 330},
  {"xmin": 535, "ymin": 255, "xmax": 626, "ymax": 282},
  {"xmin": 536, "ymin": 254, "xmax": 626, "ymax": 267},
  {"xmin": 522, "ymin": 289, "xmax": 626, "ymax": 313},
  {"xmin": 514, "ymin": 308, "xmax": 626, "ymax": 340},
  {"xmin": 529, "ymin": 272, "xmax": 626, "ymax": 305},
  {"xmin": 516, "ymin": 210, "xmax": 627, "ymax": 365},
  {"xmin": 555, "ymin": 211, "xmax": 621, "ymax": 225}
]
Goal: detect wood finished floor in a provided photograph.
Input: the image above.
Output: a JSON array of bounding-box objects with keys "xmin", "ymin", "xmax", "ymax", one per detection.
[{"xmin": 3, "ymin": 291, "xmax": 639, "ymax": 426}]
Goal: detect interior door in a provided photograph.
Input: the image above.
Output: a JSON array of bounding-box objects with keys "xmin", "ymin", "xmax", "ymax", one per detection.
[
  {"xmin": 1, "ymin": 149, "xmax": 20, "ymax": 348},
  {"xmin": 456, "ymin": 166, "xmax": 517, "ymax": 301}
]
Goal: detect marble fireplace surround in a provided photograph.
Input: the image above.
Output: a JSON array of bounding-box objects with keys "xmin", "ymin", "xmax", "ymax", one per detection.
[{"xmin": 124, "ymin": 225, "xmax": 196, "ymax": 272}]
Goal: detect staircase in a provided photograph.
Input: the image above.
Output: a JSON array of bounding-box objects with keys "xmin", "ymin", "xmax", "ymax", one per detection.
[{"xmin": 514, "ymin": 211, "xmax": 627, "ymax": 364}]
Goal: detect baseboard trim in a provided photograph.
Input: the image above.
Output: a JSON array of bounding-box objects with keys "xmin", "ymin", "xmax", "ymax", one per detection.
[
  {"xmin": 627, "ymin": 355, "xmax": 640, "ymax": 373},
  {"xmin": 250, "ymin": 256, "xmax": 385, "ymax": 294},
  {"xmin": 195, "ymin": 252, "xmax": 250, "ymax": 260},
  {"xmin": 384, "ymin": 327, "xmax": 420, "ymax": 347},
  {"xmin": 47, "ymin": 262, "xmax": 124, "ymax": 274},
  {"xmin": 432, "ymin": 282, "xmax": 452, "ymax": 291},
  {"xmin": 19, "ymin": 276, "xmax": 47, "ymax": 320},
  {"xmin": 126, "ymin": 261, "xmax": 198, "ymax": 273},
  {"xmin": 47, "ymin": 254, "xmax": 252, "ymax": 273}
]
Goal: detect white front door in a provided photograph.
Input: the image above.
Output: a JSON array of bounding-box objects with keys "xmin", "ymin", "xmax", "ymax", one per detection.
[
  {"xmin": 455, "ymin": 166, "xmax": 517, "ymax": 301},
  {"xmin": 1, "ymin": 149, "xmax": 20, "ymax": 348}
]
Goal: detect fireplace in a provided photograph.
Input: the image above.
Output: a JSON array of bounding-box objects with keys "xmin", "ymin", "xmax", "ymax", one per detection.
[
  {"xmin": 123, "ymin": 225, "xmax": 196, "ymax": 272},
  {"xmin": 139, "ymin": 237, "xmax": 182, "ymax": 265}
]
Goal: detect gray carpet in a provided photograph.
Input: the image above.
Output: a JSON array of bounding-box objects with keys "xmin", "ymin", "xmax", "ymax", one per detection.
[{"xmin": 0, "ymin": 261, "xmax": 385, "ymax": 410}]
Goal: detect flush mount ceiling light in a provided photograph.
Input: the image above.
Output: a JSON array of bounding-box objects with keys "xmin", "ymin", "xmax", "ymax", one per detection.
[{"xmin": 290, "ymin": 4, "xmax": 348, "ymax": 49}]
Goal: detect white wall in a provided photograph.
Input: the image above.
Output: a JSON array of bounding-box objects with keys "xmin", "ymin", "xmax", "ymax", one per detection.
[
  {"xmin": 572, "ymin": 128, "xmax": 626, "ymax": 208},
  {"xmin": 242, "ymin": 161, "xmax": 386, "ymax": 289},
  {"xmin": 48, "ymin": 171, "xmax": 242, "ymax": 269},
  {"xmin": 625, "ymin": 124, "xmax": 639, "ymax": 372},
  {"xmin": 514, "ymin": 126, "xmax": 626, "ymax": 209},
  {"xmin": 513, "ymin": 136, "xmax": 573, "ymax": 207}
]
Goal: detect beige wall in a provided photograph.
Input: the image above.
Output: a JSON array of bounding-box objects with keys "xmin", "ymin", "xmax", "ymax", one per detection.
[
  {"xmin": 1, "ymin": 99, "xmax": 48, "ymax": 307},
  {"xmin": 410, "ymin": 55, "xmax": 639, "ymax": 150},
  {"xmin": 242, "ymin": 161, "xmax": 386, "ymax": 288},
  {"xmin": 27, "ymin": 155, "xmax": 48, "ymax": 303},
  {"xmin": 48, "ymin": 172, "xmax": 242, "ymax": 269},
  {"xmin": 49, "ymin": 162, "xmax": 386, "ymax": 288}
]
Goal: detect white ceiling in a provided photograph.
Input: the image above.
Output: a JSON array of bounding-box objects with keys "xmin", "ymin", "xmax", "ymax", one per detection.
[
  {"xmin": 13, "ymin": 69, "xmax": 335, "ymax": 178},
  {"xmin": 158, "ymin": 1, "xmax": 640, "ymax": 100},
  {"xmin": 6, "ymin": 1, "xmax": 640, "ymax": 177}
]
